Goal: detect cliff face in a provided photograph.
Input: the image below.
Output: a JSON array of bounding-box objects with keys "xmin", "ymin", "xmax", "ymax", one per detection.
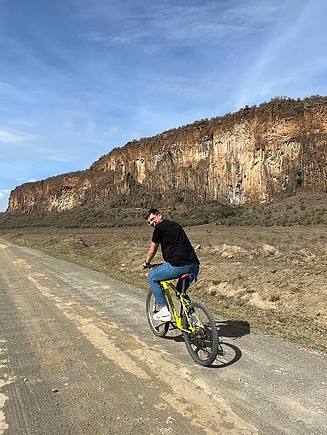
[{"xmin": 8, "ymin": 97, "xmax": 327, "ymax": 213}]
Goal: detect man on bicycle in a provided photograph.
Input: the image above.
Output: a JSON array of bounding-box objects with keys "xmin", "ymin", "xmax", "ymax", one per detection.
[{"xmin": 143, "ymin": 208, "xmax": 200, "ymax": 321}]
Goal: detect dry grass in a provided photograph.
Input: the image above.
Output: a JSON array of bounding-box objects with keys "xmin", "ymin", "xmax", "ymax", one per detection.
[
  {"xmin": 1, "ymin": 193, "xmax": 326, "ymax": 229},
  {"xmin": 1, "ymin": 223, "xmax": 326, "ymax": 353}
]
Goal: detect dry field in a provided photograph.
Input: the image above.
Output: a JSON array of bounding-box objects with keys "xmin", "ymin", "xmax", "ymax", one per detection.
[{"xmin": 1, "ymin": 223, "xmax": 326, "ymax": 353}]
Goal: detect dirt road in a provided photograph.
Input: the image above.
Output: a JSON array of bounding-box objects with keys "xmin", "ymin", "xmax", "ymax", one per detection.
[{"xmin": 0, "ymin": 239, "xmax": 326, "ymax": 435}]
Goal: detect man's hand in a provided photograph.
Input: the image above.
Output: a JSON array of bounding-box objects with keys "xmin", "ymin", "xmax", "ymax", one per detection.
[{"xmin": 142, "ymin": 262, "xmax": 152, "ymax": 269}]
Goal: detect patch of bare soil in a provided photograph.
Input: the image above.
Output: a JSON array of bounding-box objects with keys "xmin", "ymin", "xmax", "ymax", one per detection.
[{"xmin": 1, "ymin": 224, "xmax": 326, "ymax": 352}]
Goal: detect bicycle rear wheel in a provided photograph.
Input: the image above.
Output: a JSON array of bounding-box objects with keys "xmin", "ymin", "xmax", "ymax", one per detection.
[
  {"xmin": 182, "ymin": 301, "xmax": 219, "ymax": 366},
  {"xmin": 145, "ymin": 290, "xmax": 170, "ymax": 337}
]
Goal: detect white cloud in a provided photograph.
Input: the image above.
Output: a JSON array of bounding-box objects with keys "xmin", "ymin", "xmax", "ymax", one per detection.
[
  {"xmin": 0, "ymin": 128, "xmax": 27, "ymax": 144},
  {"xmin": 0, "ymin": 189, "xmax": 10, "ymax": 198},
  {"xmin": 16, "ymin": 178, "xmax": 36, "ymax": 183},
  {"xmin": 0, "ymin": 126, "xmax": 41, "ymax": 144},
  {"xmin": 83, "ymin": 0, "xmax": 284, "ymax": 52},
  {"xmin": 230, "ymin": 0, "xmax": 327, "ymax": 110},
  {"xmin": 0, "ymin": 189, "xmax": 10, "ymax": 212}
]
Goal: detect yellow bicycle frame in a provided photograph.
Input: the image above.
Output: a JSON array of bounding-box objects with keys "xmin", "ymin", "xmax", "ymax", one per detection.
[{"xmin": 160, "ymin": 279, "xmax": 199, "ymax": 332}]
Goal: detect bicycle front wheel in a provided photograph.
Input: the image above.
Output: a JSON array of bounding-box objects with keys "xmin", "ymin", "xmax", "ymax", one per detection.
[
  {"xmin": 182, "ymin": 301, "xmax": 219, "ymax": 366},
  {"xmin": 145, "ymin": 290, "xmax": 170, "ymax": 337}
]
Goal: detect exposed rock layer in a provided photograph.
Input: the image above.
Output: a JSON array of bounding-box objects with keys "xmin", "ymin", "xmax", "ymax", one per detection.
[{"xmin": 8, "ymin": 97, "xmax": 327, "ymax": 213}]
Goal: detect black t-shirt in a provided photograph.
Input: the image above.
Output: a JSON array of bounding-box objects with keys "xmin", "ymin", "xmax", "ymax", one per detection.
[{"xmin": 152, "ymin": 220, "xmax": 199, "ymax": 266}]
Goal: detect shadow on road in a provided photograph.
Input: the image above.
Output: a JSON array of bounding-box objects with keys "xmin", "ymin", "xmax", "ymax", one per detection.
[
  {"xmin": 207, "ymin": 319, "xmax": 250, "ymax": 368},
  {"xmin": 211, "ymin": 341, "xmax": 242, "ymax": 368},
  {"xmin": 217, "ymin": 319, "xmax": 250, "ymax": 339},
  {"xmin": 162, "ymin": 320, "xmax": 246, "ymax": 369}
]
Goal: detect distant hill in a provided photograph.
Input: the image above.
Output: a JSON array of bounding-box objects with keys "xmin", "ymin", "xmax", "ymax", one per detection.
[{"xmin": 4, "ymin": 96, "xmax": 327, "ymax": 221}]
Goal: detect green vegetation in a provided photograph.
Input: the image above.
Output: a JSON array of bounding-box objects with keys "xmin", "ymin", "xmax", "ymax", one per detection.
[{"xmin": 0, "ymin": 192, "xmax": 326, "ymax": 230}]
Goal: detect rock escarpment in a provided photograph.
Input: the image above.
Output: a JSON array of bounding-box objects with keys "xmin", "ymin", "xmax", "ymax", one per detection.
[{"xmin": 8, "ymin": 97, "xmax": 327, "ymax": 213}]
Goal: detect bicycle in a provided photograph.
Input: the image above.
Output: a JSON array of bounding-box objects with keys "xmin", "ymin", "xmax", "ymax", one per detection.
[{"xmin": 145, "ymin": 271, "xmax": 220, "ymax": 367}]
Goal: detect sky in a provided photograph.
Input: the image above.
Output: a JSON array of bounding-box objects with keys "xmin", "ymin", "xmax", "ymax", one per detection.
[{"xmin": 0, "ymin": 0, "xmax": 326, "ymax": 212}]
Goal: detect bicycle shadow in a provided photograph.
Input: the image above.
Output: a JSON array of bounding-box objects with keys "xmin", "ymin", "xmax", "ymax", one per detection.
[
  {"xmin": 210, "ymin": 319, "xmax": 250, "ymax": 368},
  {"xmin": 217, "ymin": 319, "xmax": 250, "ymax": 339},
  {"xmin": 164, "ymin": 319, "xmax": 249, "ymax": 369}
]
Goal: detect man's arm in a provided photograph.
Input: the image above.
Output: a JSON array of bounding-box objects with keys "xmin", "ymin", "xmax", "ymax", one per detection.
[{"xmin": 143, "ymin": 242, "xmax": 159, "ymax": 267}]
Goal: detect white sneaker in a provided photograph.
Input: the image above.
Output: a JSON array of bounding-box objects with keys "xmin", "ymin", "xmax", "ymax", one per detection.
[{"xmin": 153, "ymin": 306, "xmax": 171, "ymax": 322}]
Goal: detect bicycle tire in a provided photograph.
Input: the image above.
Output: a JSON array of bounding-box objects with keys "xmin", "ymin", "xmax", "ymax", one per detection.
[
  {"xmin": 182, "ymin": 301, "xmax": 219, "ymax": 366},
  {"xmin": 145, "ymin": 290, "xmax": 170, "ymax": 337}
]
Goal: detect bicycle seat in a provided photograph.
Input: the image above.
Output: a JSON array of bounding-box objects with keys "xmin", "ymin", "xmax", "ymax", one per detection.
[{"xmin": 180, "ymin": 273, "xmax": 197, "ymax": 282}]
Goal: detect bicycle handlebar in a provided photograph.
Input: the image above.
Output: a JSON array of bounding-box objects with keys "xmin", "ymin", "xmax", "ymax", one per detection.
[{"xmin": 142, "ymin": 262, "xmax": 162, "ymax": 270}]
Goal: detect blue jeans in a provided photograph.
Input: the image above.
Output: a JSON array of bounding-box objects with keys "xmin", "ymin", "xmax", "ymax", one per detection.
[{"xmin": 148, "ymin": 262, "xmax": 200, "ymax": 307}]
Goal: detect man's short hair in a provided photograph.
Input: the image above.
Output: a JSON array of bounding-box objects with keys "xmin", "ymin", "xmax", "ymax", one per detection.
[{"xmin": 145, "ymin": 208, "xmax": 160, "ymax": 220}]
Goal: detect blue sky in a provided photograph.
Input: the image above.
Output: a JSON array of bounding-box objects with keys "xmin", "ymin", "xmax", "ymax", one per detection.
[{"xmin": 0, "ymin": 0, "xmax": 326, "ymax": 211}]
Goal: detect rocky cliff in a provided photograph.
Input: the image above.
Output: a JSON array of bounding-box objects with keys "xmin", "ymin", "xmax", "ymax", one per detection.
[{"xmin": 8, "ymin": 97, "xmax": 327, "ymax": 213}]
